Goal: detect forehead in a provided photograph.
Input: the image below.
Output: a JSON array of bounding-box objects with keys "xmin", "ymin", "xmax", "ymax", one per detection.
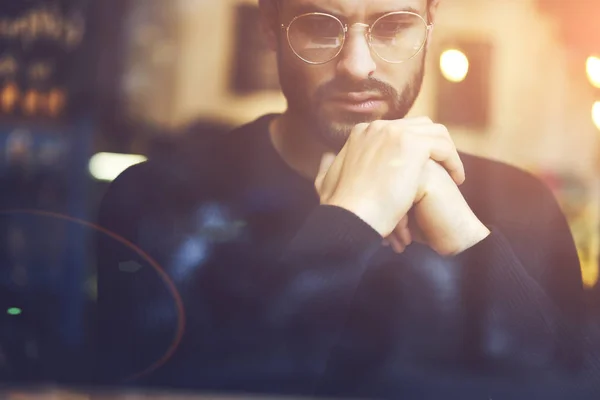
[{"xmin": 281, "ymin": 0, "xmax": 427, "ymax": 19}]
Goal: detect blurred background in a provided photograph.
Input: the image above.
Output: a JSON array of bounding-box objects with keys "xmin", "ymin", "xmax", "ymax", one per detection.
[{"xmin": 0, "ymin": 0, "xmax": 599, "ymax": 395}]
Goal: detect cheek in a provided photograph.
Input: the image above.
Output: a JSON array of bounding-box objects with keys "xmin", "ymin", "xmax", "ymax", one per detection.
[
  {"xmin": 376, "ymin": 55, "xmax": 425, "ymax": 91},
  {"xmin": 280, "ymin": 48, "xmax": 334, "ymax": 98},
  {"xmin": 302, "ymin": 67, "xmax": 332, "ymax": 98}
]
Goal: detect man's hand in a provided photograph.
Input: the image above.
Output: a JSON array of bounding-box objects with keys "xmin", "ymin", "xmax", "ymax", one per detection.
[
  {"xmin": 315, "ymin": 117, "xmax": 464, "ymax": 238},
  {"xmin": 389, "ymin": 160, "xmax": 491, "ymax": 256}
]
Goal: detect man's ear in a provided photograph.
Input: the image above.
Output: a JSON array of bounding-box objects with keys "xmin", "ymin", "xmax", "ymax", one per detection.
[
  {"xmin": 426, "ymin": 0, "xmax": 441, "ymax": 50},
  {"xmin": 428, "ymin": 0, "xmax": 442, "ymax": 22},
  {"xmin": 259, "ymin": 0, "xmax": 279, "ymax": 51}
]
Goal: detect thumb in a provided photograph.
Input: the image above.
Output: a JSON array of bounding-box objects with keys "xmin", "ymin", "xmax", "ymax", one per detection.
[
  {"xmin": 407, "ymin": 209, "xmax": 427, "ymax": 244},
  {"xmin": 315, "ymin": 152, "xmax": 336, "ymax": 192}
]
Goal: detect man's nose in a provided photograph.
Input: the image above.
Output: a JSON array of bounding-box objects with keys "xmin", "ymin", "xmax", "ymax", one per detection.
[{"xmin": 336, "ymin": 25, "xmax": 377, "ymax": 82}]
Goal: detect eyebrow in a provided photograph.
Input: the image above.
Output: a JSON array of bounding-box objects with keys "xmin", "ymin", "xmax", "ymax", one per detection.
[{"xmin": 286, "ymin": 4, "xmax": 423, "ymax": 23}]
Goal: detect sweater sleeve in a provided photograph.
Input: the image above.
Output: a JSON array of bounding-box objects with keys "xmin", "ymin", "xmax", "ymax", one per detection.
[
  {"xmin": 94, "ymin": 160, "xmax": 384, "ymax": 388},
  {"xmin": 261, "ymin": 205, "xmax": 383, "ymax": 373},
  {"xmin": 452, "ymin": 180, "xmax": 588, "ymax": 379},
  {"xmin": 95, "ymin": 163, "xmax": 171, "ymax": 384}
]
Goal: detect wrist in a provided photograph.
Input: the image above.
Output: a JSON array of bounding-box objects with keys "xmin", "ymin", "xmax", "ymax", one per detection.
[
  {"xmin": 322, "ymin": 197, "xmax": 391, "ymax": 237},
  {"xmin": 445, "ymin": 218, "xmax": 491, "ymax": 256}
]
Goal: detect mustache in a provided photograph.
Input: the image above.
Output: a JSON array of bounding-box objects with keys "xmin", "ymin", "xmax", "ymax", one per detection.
[{"xmin": 315, "ymin": 77, "xmax": 400, "ymax": 101}]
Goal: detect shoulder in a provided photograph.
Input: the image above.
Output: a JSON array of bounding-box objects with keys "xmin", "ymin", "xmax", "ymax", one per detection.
[
  {"xmin": 459, "ymin": 152, "xmax": 562, "ymax": 225},
  {"xmin": 96, "ymin": 161, "xmax": 155, "ymax": 228},
  {"xmin": 152, "ymin": 113, "xmax": 275, "ymax": 182},
  {"xmin": 98, "ymin": 115, "xmax": 275, "ymax": 221},
  {"xmin": 461, "ymin": 151, "xmax": 554, "ymax": 199}
]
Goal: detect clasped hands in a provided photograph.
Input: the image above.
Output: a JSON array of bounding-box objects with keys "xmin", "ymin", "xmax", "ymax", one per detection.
[{"xmin": 315, "ymin": 117, "xmax": 490, "ymax": 256}]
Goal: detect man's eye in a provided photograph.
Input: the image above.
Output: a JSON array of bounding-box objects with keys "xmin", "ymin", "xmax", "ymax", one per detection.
[
  {"xmin": 295, "ymin": 16, "xmax": 341, "ymax": 38},
  {"xmin": 372, "ymin": 21, "xmax": 409, "ymax": 38},
  {"xmin": 309, "ymin": 21, "xmax": 340, "ymax": 38}
]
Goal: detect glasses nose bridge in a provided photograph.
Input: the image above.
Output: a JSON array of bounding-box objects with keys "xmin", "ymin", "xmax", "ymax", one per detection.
[
  {"xmin": 341, "ymin": 22, "xmax": 372, "ymax": 57},
  {"xmin": 344, "ymin": 22, "xmax": 371, "ymax": 41},
  {"xmin": 337, "ymin": 21, "xmax": 376, "ymax": 74}
]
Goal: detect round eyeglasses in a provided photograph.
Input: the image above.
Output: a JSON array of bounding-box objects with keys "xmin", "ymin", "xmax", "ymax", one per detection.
[{"xmin": 281, "ymin": 11, "xmax": 433, "ymax": 65}]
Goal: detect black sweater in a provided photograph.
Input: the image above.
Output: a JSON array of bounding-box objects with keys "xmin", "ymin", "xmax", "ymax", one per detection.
[{"xmin": 95, "ymin": 115, "xmax": 594, "ymax": 398}]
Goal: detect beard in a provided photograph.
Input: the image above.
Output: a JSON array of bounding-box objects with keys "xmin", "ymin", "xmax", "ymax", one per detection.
[{"xmin": 278, "ymin": 53, "xmax": 426, "ymax": 151}]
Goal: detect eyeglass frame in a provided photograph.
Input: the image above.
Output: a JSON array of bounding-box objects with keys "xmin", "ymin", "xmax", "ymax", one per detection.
[{"xmin": 280, "ymin": 11, "xmax": 434, "ymax": 65}]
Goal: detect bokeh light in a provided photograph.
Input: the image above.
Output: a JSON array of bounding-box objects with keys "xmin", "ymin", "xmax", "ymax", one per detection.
[
  {"xmin": 88, "ymin": 152, "xmax": 147, "ymax": 182},
  {"xmin": 592, "ymin": 101, "xmax": 600, "ymax": 131},
  {"xmin": 586, "ymin": 56, "xmax": 600, "ymax": 88},
  {"xmin": 7, "ymin": 307, "xmax": 22, "ymax": 316},
  {"xmin": 440, "ymin": 49, "xmax": 470, "ymax": 83}
]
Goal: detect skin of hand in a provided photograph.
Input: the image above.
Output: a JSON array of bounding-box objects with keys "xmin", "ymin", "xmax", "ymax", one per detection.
[
  {"xmin": 389, "ymin": 159, "xmax": 490, "ymax": 256},
  {"xmin": 315, "ymin": 117, "xmax": 465, "ymax": 238},
  {"xmin": 315, "ymin": 117, "xmax": 489, "ymax": 256}
]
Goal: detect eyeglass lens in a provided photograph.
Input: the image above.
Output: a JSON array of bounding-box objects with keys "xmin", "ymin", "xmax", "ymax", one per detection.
[
  {"xmin": 288, "ymin": 14, "xmax": 345, "ymax": 63},
  {"xmin": 287, "ymin": 12, "xmax": 428, "ymax": 64}
]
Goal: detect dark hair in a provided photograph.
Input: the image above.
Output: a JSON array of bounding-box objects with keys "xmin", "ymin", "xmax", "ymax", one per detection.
[
  {"xmin": 260, "ymin": 0, "xmax": 434, "ymax": 19},
  {"xmin": 261, "ymin": 0, "xmax": 433, "ymax": 8}
]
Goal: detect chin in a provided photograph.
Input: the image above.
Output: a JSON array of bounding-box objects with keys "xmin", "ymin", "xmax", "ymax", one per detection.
[
  {"xmin": 317, "ymin": 119, "xmax": 366, "ymax": 151},
  {"xmin": 316, "ymin": 110, "xmax": 386, "ymax": 149}
]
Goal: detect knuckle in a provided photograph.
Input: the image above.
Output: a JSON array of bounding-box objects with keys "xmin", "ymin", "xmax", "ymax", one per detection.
[
  {"xmin": 394, "ymin": 129, "xmax": 411, "ymax": 147},
  {"xmin": 386, "ymin": 120, "xmax": 407, "ymax": 134},
  {"xmin": 406, "ymin": 116, "xmax": 431, "ymax": 124},
  {"xmin": 368, "ymin": 120, "xmax": 388, "ymax": 132},
  {"xmin": 439, "ymin": 145, "xmax": 451, "ymax": 158},
  {"xmin": 434, "ymin": 123, "xmax": 449, "ymax": 133},
  {"xmin": 441, "ymin": 133, "xmax": 456, "ymax": 150},
  {"xmin": 412, "ymin": 141, "xmax": 429, "ymax": 158},
  {"xmin": 352, "ymin": 123, "xmax": 369, "ymax": 135}
]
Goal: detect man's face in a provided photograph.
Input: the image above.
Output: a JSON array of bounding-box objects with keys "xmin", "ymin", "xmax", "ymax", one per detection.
[{"xmin": 272, "ymin": 0, "xmax": 432, "ymax": 150}]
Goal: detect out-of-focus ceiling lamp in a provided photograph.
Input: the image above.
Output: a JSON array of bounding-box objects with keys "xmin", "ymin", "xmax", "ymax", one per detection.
[{"xmin": 440, "ymin": 49, "xmax": 469, "ymax": 83}]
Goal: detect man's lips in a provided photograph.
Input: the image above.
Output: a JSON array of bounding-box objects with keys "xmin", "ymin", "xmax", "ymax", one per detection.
[
  {"xmin": 328, "ymin": 92, "xmax": 385, "ymax": 103},
  {"xmin": 325, "ymin": 93, "xmax": 387, "ymax": 113}
]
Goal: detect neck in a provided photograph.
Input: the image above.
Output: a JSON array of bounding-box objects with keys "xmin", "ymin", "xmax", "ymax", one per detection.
[{"xmin": 269, "ymin": 111, "xmax": 332, "ymax": 181}]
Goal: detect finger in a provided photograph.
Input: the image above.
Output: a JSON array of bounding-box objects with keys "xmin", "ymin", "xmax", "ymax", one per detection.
[
  {"xmin": 387, "ymin": 233, "xmax": 406, "ymax": 254},
  {"xmin": 351, "ymin": 122, "xmax": 371, "ymax": 137},
  {"xmin": 387, "ymin": 122, "xmax": 465, "ymax": 185},
  {"xmin": 398, "ymin": 214, "xmax": 409, "ymax": 229},
  {"xmin": 314, "ymin": 142, "xmax": 349, "ymax": 198},
  {"xmin": 363, "ymin": 120, "xmax": 389, "ymax": 136},
  {"xmin": 406, "ymin": 125, "xmax": 464, "ymax": 184},
  {"xmin": 315, "ymin": 152, "xmax": 336, "ymax": 192},
  {"xmin": 391, "ymin": 216, "xmax": 413, "ymax": 247},
  {"xmin": 423, "ymin": 135, "xmax": 464, "ymax": 185},
  {"xmin": 390, "ymin": 116, "xmax": 433, "ymax": 126},
  {"xmin": 398, "ymin": 225, "xmax": 412, "ymax": 246},
  {"xmin": 404, "ymin": 116, "xmax": 433, "ymax": 125},
  {"xmin": 430, "ymin": 147, "xmax": 464, "ymax": 185},
  {"xmin": 327, "ymin": 143, "xmax": 348, "ymax": 179},
  {"xmin": 407, "ymin": 210, "xmax": 426, "ymax": 244}
]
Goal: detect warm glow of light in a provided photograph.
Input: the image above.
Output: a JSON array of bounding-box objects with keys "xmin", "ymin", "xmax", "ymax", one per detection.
[
  {"xmin": 89, "ymin": 152, "xmax": 147, "ymax": 181},
  {"xmin": 593, "ymin": 101, "xmax": 600, "ymax": 132},
  {"xmin": 586, "ymin": 56, "xmax": 600, "ymax": 89},
  {"xmin": 440, "ymin": 49, "xmax": 469, "ymax": 83}
]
